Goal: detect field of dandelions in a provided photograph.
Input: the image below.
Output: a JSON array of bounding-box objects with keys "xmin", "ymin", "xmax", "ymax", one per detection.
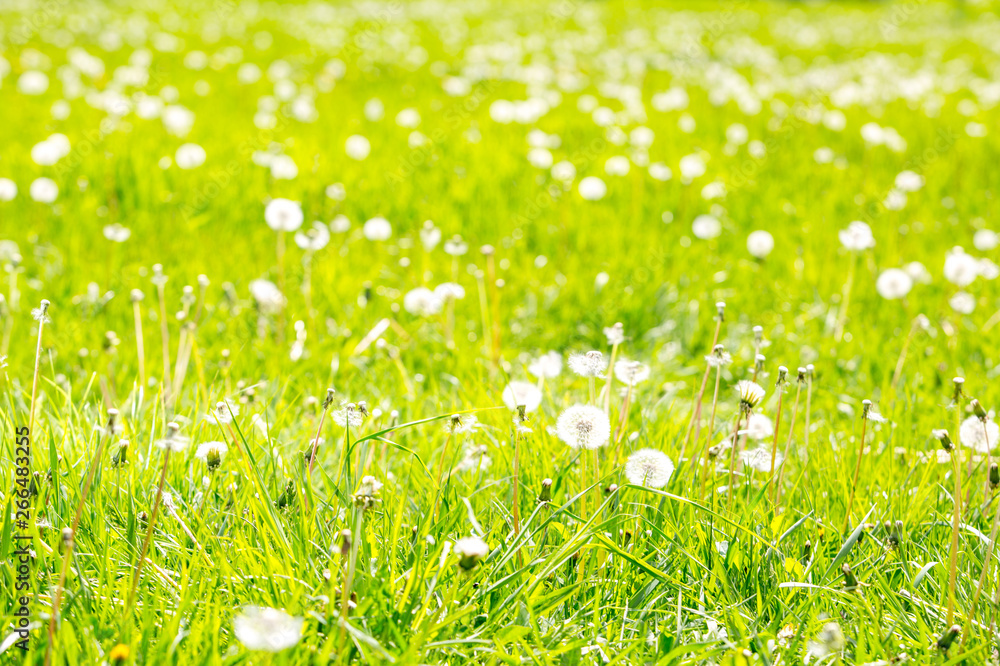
[{"xmin": 3, "ymin": 0, "xmax": 1000, "ymax": 664}]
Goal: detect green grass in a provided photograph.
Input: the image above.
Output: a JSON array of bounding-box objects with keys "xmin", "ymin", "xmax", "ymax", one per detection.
[{"xmin": 2, "ymin": 0, "xmax": 1000, "ymax": 663}]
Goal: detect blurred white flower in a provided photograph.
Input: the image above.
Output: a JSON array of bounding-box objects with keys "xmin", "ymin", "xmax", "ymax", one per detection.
[
  {"xmin": 745, "ymin": 413, "xmax": 774, "ymax": 441},
  {"xmin": 839, "ymin": 221, "xmax": 875, "ymax": 251},
  {"xmin": 363, "ymin": 217, "xmax": 392, "ymax": 241},
  {"xmin": 175, "ymin": 143, "xmax": 206, "ymax": 169},
  {"xmin": 294, "ymin": 222, "xmax": 330, "ymax": 251},
  {"xmin": 746, "ymin": 230, "xmax": 774, "ymax": 259},
  {"xmin": 960, "ymin": 415, "xmax": 999, "ymax": 453},
  {"xmin": 29, "ymin": 177, "xmax": 58, "ymax": 203},
  {"xmin": 614, "ymin": 359, "xmax": 650, "ymax": 387},
  {"xmin": 875, "ymin": 268, "xmax": 913, "ymax": 300},
  {"xmin": 403, "ymin": 287, "xmax": 443, "ymax": 316},
  {"xmin": 103, "ymin": 223, "xmax": 131, "ymax": 243},
  {"xmin": 264, "ymin": 198, "xmax": 303, "ymax": 232},
  {"xmin": 578, "ymin": 176, "xmax": 607, "ymax": 201},
  {"xmin": 950, "ymin": 291, "xmax": 975, "ymax": 314},
  {"xmin": 974, "ymin": 229, "xmax": 998, "ymax": 251},
  {"xmin": 624, "ymin": 449, "xmax": 674, "ymax": 488},
  {"xmin": 944, "ymin": 248, "xmax": 979, "ymax": 287},
  {"xmin": 568, "ymin": 351, "xmax": 606, "ymax": 378},
  {"xmin": 692, "ymin": 214, "xmax": 721, "ymax": 240},
  {"xmin": 233, "ymin": 607, "xmax": 303, "ymax": 652},
  {"xmin": 502, "ymin": 381, "xmax": 542, "ymax": 413},
  {"xmin": 345, "ymin": 134, "xmax": 371, "ymax": 160},
  {"xmin": 528, "ymin": 351, "xmax": 562, "ymax": 379},
  {"xmin": 249, "ymin": 279, "xmax": 285, "ymax": 315},
  {"xmin": 0, "ymin": 178, "xmax": 17, "ymax": 202}
]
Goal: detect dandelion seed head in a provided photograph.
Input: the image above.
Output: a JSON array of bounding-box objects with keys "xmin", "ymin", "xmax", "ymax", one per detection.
[
  {"xmin": 233, "ymin": 607, "xmax": 303, "ymax": 653},
  {"xmin": 960, "ymin": 415, "xmax": 999, "ymax": 453},
  {"xmin": 556, "ymin": 404, "xmax": 610, "ymax": 450},
  {"xmin": 568, "ymin": 351, "xmax": 606, "ymax": 378},
  {"xmin": 528, "ymin": 351, "xmax": 562, "ymax": 379},
  {"xmin": 741, "ymin": 446, "xmax": 782, "ymax": 472},
  {"xmin": 839, "ymin": 221, "xmax": 875, "ymax": 251},
  {"xmin": 745, "ymin": 413, "xmax": 774, "ymax": 440},
  {"xmin": 624, "ymin": 448, "xmax": 674, "ymax": 488},
  {"xmin": 502, "ymin": 381, "xmax": 542, "ymax": 413}
]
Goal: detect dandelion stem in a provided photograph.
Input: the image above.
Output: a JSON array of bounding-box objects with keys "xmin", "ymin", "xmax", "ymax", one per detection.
[
  {"xmin": 843, "ymin": 416, "xmax": 868, "ymax": 533},
  {"xmin": 890, "ymin": 316, "xmax": 921, "ymax": 389},
  {"xmin": 697, "ymin": 364, "xmax": 723, "ymax": 501},
  {"xmin": 124, "ymin": 446, "xmax": 172, "ymax": 625},
  {"xmin": 46, "ymin": 421, "xmax": 112, "ymax": 665},
  {"xmin": 155, "ymin": 278, "xmax": 172, "ymax": 414},
  {"xmin": 276, "ymin": 230, "xmax": 286, "ymax": 345},
  {"xmin": 775, "ymin": 381, "xmax": 803, "ymax": 511},
  {"xmin": 834, "ymin": 252, "xmax": 857, "ymax": 342},
  {"xmin": 603, "ymin": 341, "xmax": 620, "ymax": 416},
  {"xmin": 132, "ymin": 298, "xmax": 146, "ymax": 405},
  {"xmin": 29, "ymin": 301, "xmax": 49, "ymax": 435},
  {"xmin": 947, "ymin": 447, "xmax": 963, "ymax": 627},
  {"xmin": 682, "ymin": 317, "xmax": 723, "ymax": 465},
  {"xmin": 432, "ymin": 431, "xmax": 454, "ymax": 520},
  {"xmin": 768, "ymin": 389, "xmax": 785, "ymax": 506},
  {"xmin": 726, "ymin": 412, "xmax": 742, "ymax": 514}
]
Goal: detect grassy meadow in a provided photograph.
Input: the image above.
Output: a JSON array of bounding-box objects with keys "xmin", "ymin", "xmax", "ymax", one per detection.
[{"xmin": 2, "ymin": 0, "xmax": 1000, "ymax": 663}]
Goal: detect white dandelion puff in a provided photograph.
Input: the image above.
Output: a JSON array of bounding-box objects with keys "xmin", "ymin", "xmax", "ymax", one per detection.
[
  {"xmin": 614, "ymin": 359, "xmax": 650, "ymax": 387},
  {"xmin": 528, "ymin": 351, "xmax": 562, "ymax": 379},
  {"xmin": 555, "ymin": 405, "xmax": 611, "ymax": 450},
  {"xmin": 233, "ymin": 607, "xmax": 303, "ymax": 653},
  {"xmin": 960, "ymin": 415, "xmax": 999, "ymax": 453},
  {"xmin": 839, "ymin": 221, "xmax": 875, "ymax": 251},
  {"xmin": 501, "ymin": 381, "xmax": 543, "ymax": 413},
  {"xmin": 744, "ymin": 413, "xmax": 774, "ymax": 441},
  {"xmin": 568, "ymin": 351, "xmax": 606, "ymax": 378},
  {"xmin": 624, "ymin": 448, "xmax": 674, "ymax": 488},
  {"xmin": 264, "ymin": 198, "xmax": 303, "ymax": 232}
]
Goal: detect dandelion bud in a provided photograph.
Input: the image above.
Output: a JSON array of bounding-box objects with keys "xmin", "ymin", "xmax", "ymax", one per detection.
[
  {"xmin": 841, "ymin": 563, "xmax": 858, "ymax": 591},
  {"xmin": 338, "ymin": 529, "xmax": 352, "ymax": 557},
  {"xmin": 932, "ymin": 429, "xmax": 953, "ymax": 451},
  {"xmin": 806, "ymin": 364, "xmax": 814, "ymax": 379},
  {"xmin": 802, "ymin": 540, "xmax": 812, "ymax": 560},
  {"xmin": 936, "ymin": 625, "xmax": 960, "ymax": 651},
  {"xmin": 357, "ymin": 401, "xmax": 369, "ymax": 417},
  {"xmin": 106, "ymin": 408, "xmax": 119, "ymax": 437},
  {"xmin": 206, "ymin": 447, "xmax": 222, "ymax": 471},
  {"xmin": 605, "ymin": 483, "xmax": 618, "ymax": 496},
  {"xmin": 323, "ymin": 388, "xmax": 336, "ymax": 409},
  {"xmin": 480, "ymin": 244, "xmax": 495, "ymax": 256},
  {"xmin": 517, "ymin": 404, "xmax": 527, "ymax": 423},
  {"xmin": 198, "ymin": 274, "xmax": 210, "ymax": 288},
  {"xmin": 454, "ymin": 536, "xmax": 488, "ymax": 570},
  {"xmin": 538, "ymin": 478, "xmax": 553, "ymax": 503},
  {"xmin": 753, "ymin": 325, "xmax": 763, "ymax": 345},
  {"xmin": 972, "ymin": 398, "xmax": 988, "ymax": 421},
  {"xmin": 754, "ymin": 353, "xmax": 766, "ymax": 374},
  {"xmin": 797, "ymin": 367, "xmax": 807, "ymax": 383},
  {"xmin": 952, "ymin": 377, "xmax": 965, "ymax": 402},
  {"xmin": 130, "ymin": 289, "xmax": 144, "ymax": 303},
  {"xmin": 715, "ymin": 301, "xmax": 726, "ymax": 321},
  {"xmin": 991, "ymin": 463, "xmax": 999, "ymax": 490},
  {"xmin": 776, "ymin": 366, "xmax": 788, "ymax": 386},
  {"xmin": 61, "ymin": 527, "xmax": 74, "ymax": 550}
]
